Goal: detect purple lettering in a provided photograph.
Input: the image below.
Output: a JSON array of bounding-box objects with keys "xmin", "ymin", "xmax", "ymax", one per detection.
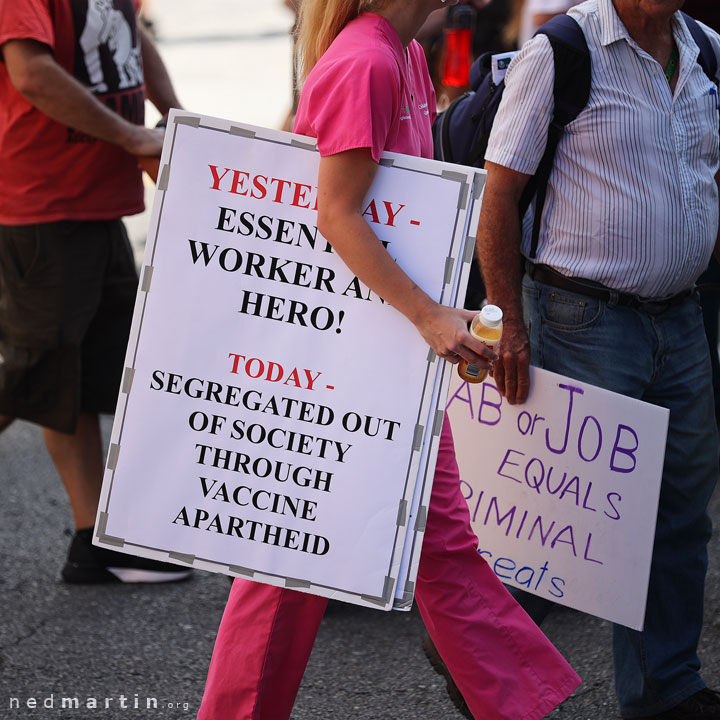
[
  {"xmin": 534, "ymin": 560, "xmax": 550, "ymax": 591},
  {"xmin": 610, "ymin": 425, "xmax": 639, "ymax": 473},
  {"xmin": 604, "ymin": 492, "xmax": 622, "ymax": 520},
  {"xmin": 549, "ymin": 577, "xmax": 566, "ymax": 598},
  {"xmin": 582, "ymin": 481, "xmax": 598, "ymax": 512},
  {"xmin": 545, "ymin": 466, "xmax": 567, "ymax": 495},
  {"xmin": 578, "ymin": 415, "xmax": 603, "ymax": 462},
  {"xmin": 446, "ymin": 381, "xmax": 474, "ymax": 419},
  {"xmin": 478, "ymin": 381, "xmax": 503, "ymax": 426},
  {"xmin": 559, "ymin": 475, "xmax": 580, "ymax": 505},
  {"xmin": 484, "ymin": 496, "xmax": 516, "ymax": 536},
  {"xmin": 493, "ymin": 557, "xmax": 517, "ymax": 579},
  {"xmin": 497, "ymin": 449, "xmax": 524, "ymax": 483},
  {"xmin": 517, "ymin": 411, "xmax": 533, "ymax": 435},
  {"xmin": 524, "ymin": 457, "xmax": 545, "ymax": 493},
  {"xmin": 546, "ymin": 383, "xmax": 584, "ymax": 455},
  {"xmin": 515, "ymin": 509, "xmax": 529, "ymax": 539},
  {"xmin": 583, "ymin": 532, "xmax": 604, "ymax": 565},
  {"xmin": 551, "ymin": 525, "xmax": 577, "ymax": 555},
  {"xmin": 461, "ymin": 480, "xmax": 485, "ymax": 523},
  {"xmin": 528, "ymin": 516, "xmax": 555, "ymax": 546}
]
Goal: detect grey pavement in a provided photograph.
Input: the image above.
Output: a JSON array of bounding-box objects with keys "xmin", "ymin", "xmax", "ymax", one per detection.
[{"xmin": 2, "ymin": 3, "xmax": 720, "ymax": 718}]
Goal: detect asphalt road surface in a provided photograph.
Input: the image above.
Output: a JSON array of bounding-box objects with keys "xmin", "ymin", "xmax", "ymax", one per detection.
[{"xmin": 1, "ymin": 418, "xmax": 718, "ymax": 719}]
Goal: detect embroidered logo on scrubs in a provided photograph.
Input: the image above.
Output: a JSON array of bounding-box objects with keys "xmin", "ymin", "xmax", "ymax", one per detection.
[
  {"xmin": 400, "ymin": 103, "xmax": 411, "ymax": 121},
  {"xmin": 418, "ymin": 102, "xmax": 429, "ymax": 116}
]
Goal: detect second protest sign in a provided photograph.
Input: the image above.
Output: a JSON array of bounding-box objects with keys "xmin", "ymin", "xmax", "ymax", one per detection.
[{"xmin": 447, "ymin": 369, "xmax": 669, "ymax": 629}]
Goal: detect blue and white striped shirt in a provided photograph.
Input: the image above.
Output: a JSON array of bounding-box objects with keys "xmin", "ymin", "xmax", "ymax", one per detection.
[{"xmin": 486, "ymin": 0, "xmax": 720, "ymax": 298}]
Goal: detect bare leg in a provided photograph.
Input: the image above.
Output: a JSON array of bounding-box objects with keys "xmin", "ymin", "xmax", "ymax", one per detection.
[
  {"xmin": 47, "ymin": 412, "xmax": 192, "ymax": 583},
  {"xmin": 42, "ymin": 412, "xmax": 104, "ymax": 530},
  {"xmin": 0, "ymin": 413, "xmax": 15, "ymax": 433}
]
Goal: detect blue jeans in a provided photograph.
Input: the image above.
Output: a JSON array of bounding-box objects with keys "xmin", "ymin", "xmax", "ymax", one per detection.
[{"xmin": 512, "ymin": 273, "xmax": 718, "ymax": 718}]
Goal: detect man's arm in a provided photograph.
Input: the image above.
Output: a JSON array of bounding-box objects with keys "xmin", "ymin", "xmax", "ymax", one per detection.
[
  {"xmin": 476, "ymin": 161, "xmax": 532, "ymax": 404},
  {"xmin": 139, "ymin": 24, "xmax": 181, "ymax": 116},
  {"xmin": 1, "ymin": 38, "xmax": 163, "ymax": 156}
]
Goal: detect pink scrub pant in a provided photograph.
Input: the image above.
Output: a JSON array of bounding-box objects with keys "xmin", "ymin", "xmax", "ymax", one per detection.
[{"xmin": 197, "ymin": 416, "xmax": 581, "ymax": 720}]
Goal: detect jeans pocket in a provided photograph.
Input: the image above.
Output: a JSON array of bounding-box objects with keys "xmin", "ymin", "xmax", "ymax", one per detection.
[
  {"xmin": 540, "ymin": 289, "xmax": 604, "ymax": 331},
  {"xmin": 522, "ymin": 279, "xmax": 539, "ymax": 336},
  {"xmin": 1, "ymin": 226, "xmax": 43, "ymax": 282}
]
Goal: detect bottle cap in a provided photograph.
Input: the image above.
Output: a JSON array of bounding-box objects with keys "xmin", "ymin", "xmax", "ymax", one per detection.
[
  {"xmin": 446, "ymin": 4, "xmax": 476, "ymax": 30},
  {"xmin": 480, "ymin": 304, "xmax": 503, "ymax": 327}
]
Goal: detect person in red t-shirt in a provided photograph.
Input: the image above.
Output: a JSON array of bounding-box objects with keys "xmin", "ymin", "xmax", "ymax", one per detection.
[{"xmin": 0, "ymin": 0, "xmax": 191, "ymax": 584}]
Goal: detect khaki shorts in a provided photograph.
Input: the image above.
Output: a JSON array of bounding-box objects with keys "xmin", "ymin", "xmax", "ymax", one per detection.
[{"xmin": 0, "ymin": 220, "xmax": 138, "ymax": 433}]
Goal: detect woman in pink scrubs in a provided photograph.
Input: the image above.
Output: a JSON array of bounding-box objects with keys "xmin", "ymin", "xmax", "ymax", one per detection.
[{"xmin": 196, "ymin": 2, "xmax": 581, "ymax": 719}]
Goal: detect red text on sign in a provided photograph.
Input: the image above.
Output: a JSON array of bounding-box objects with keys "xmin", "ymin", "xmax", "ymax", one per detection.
[{"xmin": 228, "ymin": 353, "xmax": 323, "ymax": 391}]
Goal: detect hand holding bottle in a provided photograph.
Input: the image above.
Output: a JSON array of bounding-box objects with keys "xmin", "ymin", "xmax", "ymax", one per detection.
[
  {"xmin": 413, "ymin": 302, "xmax": 498, "ymax": 367},
  {"xmin": 457, "ymin": 305, "xmax": 503, "ymax": 383}
]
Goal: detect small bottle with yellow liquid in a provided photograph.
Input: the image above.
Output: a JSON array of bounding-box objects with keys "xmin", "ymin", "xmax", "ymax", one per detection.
[{"xmin": 457, "ymin": 305, "xmax": 503, "ymax": 383}]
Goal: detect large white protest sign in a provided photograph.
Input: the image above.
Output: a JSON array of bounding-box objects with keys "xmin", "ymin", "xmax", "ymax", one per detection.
[
  {"xmin": 95, "ymin": 111, "xmax": 483, "ymax": 610},
  {"xmin": 446, "ymin": 369, "xmax": 669, "ymax": 629}
]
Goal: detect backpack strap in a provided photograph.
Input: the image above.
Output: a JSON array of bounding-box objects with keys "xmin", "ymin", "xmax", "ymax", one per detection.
[
  {"xmin": 681, "ymin": 11, "xmax": 718, "ymax": 81},
  {"xmin": 519, "ymin": 14, "xmax": 591, "ymax": 259},
  {"xmin": 437, "ymin": 91, "xmax": 472, "ymax": 163},
  {"xmin": 463, "ymin": 52, "xmax": 502, "ymax": 168}
]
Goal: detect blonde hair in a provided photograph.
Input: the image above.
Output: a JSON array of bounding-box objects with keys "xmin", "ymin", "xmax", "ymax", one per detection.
[
  {"xmin": 296, "ymin": 0, "xmax": 380, "ymax": 83},
  {"xmin": 504, "ymin": 0, "xmax": 527, "ymax": 49}
]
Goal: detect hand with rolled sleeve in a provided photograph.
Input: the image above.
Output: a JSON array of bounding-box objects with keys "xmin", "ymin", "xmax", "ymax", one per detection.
[
  {"xmin": 476, "ymin": 160, "xmax": 532, "ymax": 404},
  {"xmin": 2, "ymin": 23, "xmax": 179, "ymax": 176}
]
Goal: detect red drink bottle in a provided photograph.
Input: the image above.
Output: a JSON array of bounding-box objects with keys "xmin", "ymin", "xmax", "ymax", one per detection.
[{"xmin": 442, "ymin": 4, "xmax": 476, "ymax": 88}]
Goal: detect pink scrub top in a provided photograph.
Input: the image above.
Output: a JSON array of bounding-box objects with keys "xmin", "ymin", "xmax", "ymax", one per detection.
[{"xmin": 293, "ymin": 12, "xmax": 437, "ymax": 163}]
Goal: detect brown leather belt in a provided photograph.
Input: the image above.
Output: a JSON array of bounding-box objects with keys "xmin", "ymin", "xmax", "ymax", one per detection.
[{"xmin": 526, "ymin": 263, "xmax": 694, "ymax": 315}]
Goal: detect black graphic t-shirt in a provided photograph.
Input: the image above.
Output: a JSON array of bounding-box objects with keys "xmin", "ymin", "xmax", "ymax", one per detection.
[{"xmin": 0, "ymin": 0, "xmax": 146, "ymax": 223}]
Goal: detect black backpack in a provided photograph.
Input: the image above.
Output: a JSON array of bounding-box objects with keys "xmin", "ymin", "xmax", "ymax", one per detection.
[{"xmin": 434, "ymin": 11, "xmax": 719, "ymax": 307}]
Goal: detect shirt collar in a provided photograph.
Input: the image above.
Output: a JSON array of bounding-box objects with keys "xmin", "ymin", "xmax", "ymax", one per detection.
[
  {"xmin": 361, "ymin": 12, "xmax": 406, "ymax": 62},
  {"xmin": 672, "ymin": 13, "xmax": 701, "ymax": 67},
  {"xmin": 597, "ymin": 0, "xmax": 694, "ymax": 58},
  {"xmin": 598, "ymin": 0, "xmax": 629, "ymax": 47}
]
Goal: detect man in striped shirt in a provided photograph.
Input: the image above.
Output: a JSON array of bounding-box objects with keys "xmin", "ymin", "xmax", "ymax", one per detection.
[{"xmin": 477, "ymin": 0, "xmax": 720, "ymax": 718}]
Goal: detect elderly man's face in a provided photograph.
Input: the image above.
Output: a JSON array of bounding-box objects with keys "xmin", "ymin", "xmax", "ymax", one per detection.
[{"xmin": 614, "ymin": 0, "xmax": 684, "ymax": 22}]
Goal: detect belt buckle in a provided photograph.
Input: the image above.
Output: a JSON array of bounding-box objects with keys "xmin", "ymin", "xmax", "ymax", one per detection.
[
  {"xmin": 636, "ymin": 297, "xmax": 670, "ymax": 315},
  {"xmin": 638, "ymin": 289, "xmax": 690, "ymax": 315},
  {"xmin": 640, "ymin": 301, "xmax": 666, "ymax": 315}
]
